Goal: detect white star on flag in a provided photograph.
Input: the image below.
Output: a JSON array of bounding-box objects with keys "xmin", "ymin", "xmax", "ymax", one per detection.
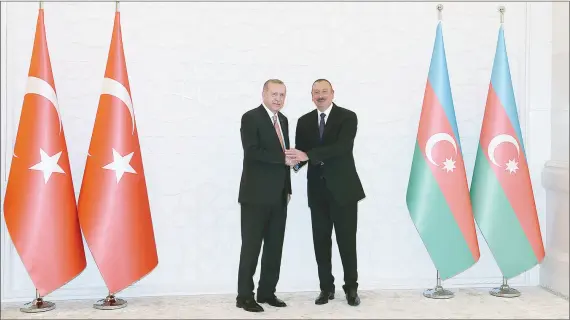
[
  {"xmin": 505, "ymin": 159, "xmax": 519, "ymax": 174},
  {"xmin": 29, "ymin": 148, "xmax": 65, "ymax": 183},
  {"xmin": 102, "ymin": 148, "xmax": 137, "ymax": 183},
  {"xmin": 442, "ymin": 157, "xmax": 456, "ymax": 173}
]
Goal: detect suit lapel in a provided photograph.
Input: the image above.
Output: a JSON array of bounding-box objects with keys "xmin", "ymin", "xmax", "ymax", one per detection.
[
  {"xmin": 322, "ymin": 104, "xmax": 339, "ymax": 140},
  {"xmin": 259, "ymin": 105, "xmax": 289, "ymax": 151},
  {"xmin": 257, "ymin": 105, "xmax": 283, "ymax": 151},
  {"xmin": 308, "ymin": 109, "xmax": 321, "ymax": 146},
  {"xmin": 311, "ymin": 104, "xmax": 339, "ymax": 145}
]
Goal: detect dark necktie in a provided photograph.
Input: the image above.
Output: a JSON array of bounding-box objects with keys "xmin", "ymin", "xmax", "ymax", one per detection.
[{"xmin": 319, "ymin": 113, "xmax": 326, "ymax": 142}]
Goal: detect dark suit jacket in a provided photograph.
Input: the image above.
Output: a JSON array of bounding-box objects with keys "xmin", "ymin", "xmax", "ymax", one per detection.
[
  {"xmin": 294, "ymin": 103, "xmax": 365, "ymax": 207},
  {"xmin": 238, "ymin": 105, "xmax": 292, "ymax": 205}
]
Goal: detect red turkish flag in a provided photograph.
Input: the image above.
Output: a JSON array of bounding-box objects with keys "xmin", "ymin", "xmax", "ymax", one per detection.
[
  {"xmin": 77, "ymin": 10, "xmax": 158, "ymax": 294},
  {"xmin": 3, "ymin": 8, "xmax": 87, "ymax": 296}
]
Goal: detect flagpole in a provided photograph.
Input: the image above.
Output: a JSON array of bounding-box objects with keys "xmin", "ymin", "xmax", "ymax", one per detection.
[
  {"xmin": 20, "ymin": 1, "xmax": 56, "ymax": 314},
  {"xmin": 499, "ymin": 5, "xmax": 505, "ymax": 24},
  {"xmin": 420, "ymin": 4, "xmax": 455, "ymax": 300},
  {"xmin": 91, "ymin": 0, "xmax": 128, "ymax": 311},
  {"xmin": 486, "ymin": 5, "xmax": 521, "ymax": 299},
  {"xmin": 19, "ymin": 288, "xmax": 55, "ymax": 313}
]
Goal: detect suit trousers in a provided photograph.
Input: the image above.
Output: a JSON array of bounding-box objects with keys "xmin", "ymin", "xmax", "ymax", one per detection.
[
  {"xmin": 310, "ymin": 177, "xmax": 358, "ymax": 293},
  {"xmin": 237, "ymin": 192, "xmax": 287, "ymax": 300}
]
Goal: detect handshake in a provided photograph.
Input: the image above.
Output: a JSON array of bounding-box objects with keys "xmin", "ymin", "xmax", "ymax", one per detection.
[{"xmin": 284, "ymin": 148, "xmax": 308, "ymax": 167}]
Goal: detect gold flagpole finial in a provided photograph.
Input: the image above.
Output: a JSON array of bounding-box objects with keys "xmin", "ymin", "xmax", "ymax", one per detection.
[
  {"xmin": 436, "ymin": 4, "xmax": 443, "ymax": 21},
  {"xmin": 499, "ymin": 6, "xmax": 505, "ymax": 24}
]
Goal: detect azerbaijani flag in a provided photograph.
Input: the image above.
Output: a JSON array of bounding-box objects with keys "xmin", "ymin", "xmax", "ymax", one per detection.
[
  {"xmin": 406, "ymin": 22, "xmax": 480, "ymax": 280},
  {"xmin": 470, "ymin": 26, "xmax": 545, "ymax": 279}
]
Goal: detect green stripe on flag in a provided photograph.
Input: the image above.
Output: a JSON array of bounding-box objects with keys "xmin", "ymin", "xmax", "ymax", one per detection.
[
  {"xmin": 470, "ymin": 145, "xmax": 538, "ymax": 279},
  {"xmin": 406, "ymin": 142, "xmax": 475, "ymax": 280}
]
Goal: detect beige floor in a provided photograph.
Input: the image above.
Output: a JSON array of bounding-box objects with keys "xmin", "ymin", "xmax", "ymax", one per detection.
[{"xmin": 1, "ymin": 287, "xmax": 568, "ymax": 319}]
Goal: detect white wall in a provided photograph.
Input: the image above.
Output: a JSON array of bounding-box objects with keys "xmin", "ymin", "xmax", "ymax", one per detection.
[
  {"xmin": 540, "ymin": 1, "xmax": 569, "ymax": 298},
  {"xmin": 1, "ymin": 2, "xmax": 553, "ymax": 302}
]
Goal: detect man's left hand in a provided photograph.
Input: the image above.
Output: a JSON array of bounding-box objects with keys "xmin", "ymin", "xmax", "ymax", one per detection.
[
  {"xmin": 285, "ymin": 149, "xmax": 309, "ymax": 161},
  {"xmin": 285, "ymin": 156, "xmax": 299, "ymax": 167}
]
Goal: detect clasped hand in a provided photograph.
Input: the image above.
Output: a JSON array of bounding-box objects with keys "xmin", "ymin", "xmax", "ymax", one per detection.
[{"xmin": 284, "ymin": 148, "xmax": 308, "ymax": 167}]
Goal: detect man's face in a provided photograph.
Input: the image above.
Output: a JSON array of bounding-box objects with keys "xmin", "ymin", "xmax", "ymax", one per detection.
[
  {"xmin": 262, "ymin": 83, "xmax": 286, "ymax": 113},
  {"xmin": 311, "ymin": 81, "xmax": 334, "ymax": 109}
]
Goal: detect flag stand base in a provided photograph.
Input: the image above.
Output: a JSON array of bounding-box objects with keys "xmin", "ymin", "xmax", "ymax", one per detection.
[
  {"xmin": 423, "ymin": 285, "xmax": 454, "ymax": 299},
  {"xmin": 93, "ymin": 293, "xmax": 127, "ymax": 310},
  {"xmin": 423, "ymin": 271, "xmax": 454, "ymax": 299},
  {"xmin": 490, "ymin": 277, "xmax": 520, "ymax": 298},
  {"xmin": 20, "ymin": 290, "xmax": 55, "ymax": 313}
]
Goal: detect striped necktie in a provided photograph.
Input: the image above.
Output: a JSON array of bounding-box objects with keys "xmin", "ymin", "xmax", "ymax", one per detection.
[{"xmin": 273, "ymin": 115, "xmax": 285, "ymax": 151}]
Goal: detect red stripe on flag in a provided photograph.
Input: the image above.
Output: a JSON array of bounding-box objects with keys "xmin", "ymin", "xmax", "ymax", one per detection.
[
  {"xmin": 478, "ymin": 85, "xmax": 545, "ymax": 261},
  {"xmin": 416, "ymin": 82, "xmax": 480, "ymax": 261}
]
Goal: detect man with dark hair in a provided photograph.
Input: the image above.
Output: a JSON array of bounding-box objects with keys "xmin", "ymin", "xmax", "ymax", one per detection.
[
  {"xmin": 286, "ymin": 79, "xmax": 365, "ymax": 306},
  {"xmin": 236, "ymin": 79, "xmax": 296, "ymax": 312}
]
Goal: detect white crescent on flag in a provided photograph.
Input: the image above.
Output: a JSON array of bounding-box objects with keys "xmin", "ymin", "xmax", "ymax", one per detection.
[
  {"xmin": 101, "ymin": 77, "xmax": 135, "ymax": 134},
  {"xmin": 26, "ymin": 76, "xmax": 62, "ymax": 133},
  {"xmin": 424, "ymin": 132, "xmax": 458, "ymax": 166},
  {"xmin": 487, "ymin": 134, "xmax": 520, "ymax": 167}
]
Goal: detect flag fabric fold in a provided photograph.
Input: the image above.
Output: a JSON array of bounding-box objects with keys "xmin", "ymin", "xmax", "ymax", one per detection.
[
  {"xmin": 470, "ymin": 26, "xmax": 545, "ymax": 279},
  {"xmin": 3, "ymin": 7, "xmax": 86, "ymax": 296},
  {"xmin": 77, "ymin": 10, "xmax": 158, "ymax": 294},
  {"xmin": 406, "ymin": 22, "xmax": 480, "ymax": 280}
]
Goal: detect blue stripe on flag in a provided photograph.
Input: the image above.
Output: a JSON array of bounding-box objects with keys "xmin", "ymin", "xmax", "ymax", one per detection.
[
  {"xmin": 428, "ymin": 22, "xmax": 462, "ymax": 154},
  {"xmin": 490, "ymin": 26, "xmax": 526, "ymax": 156}
]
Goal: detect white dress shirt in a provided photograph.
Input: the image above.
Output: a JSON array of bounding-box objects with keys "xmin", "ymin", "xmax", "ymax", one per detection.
[
  {"xmin": 318, "ymin": 103, "xmax": 333, "ymax": 125},
  {"xmin": 262, "ymin": 103, "xmax": 286, "ymax": 149}
]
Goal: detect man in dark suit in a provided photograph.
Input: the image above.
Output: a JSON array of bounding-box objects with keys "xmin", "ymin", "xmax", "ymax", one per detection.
[
  {"xmin": 237, "ymin": 79, "xmax": 297, "ymax": 312},
  {"xmin": 286, "ymin": 79, "xmax": 365, "ymax": 307}
]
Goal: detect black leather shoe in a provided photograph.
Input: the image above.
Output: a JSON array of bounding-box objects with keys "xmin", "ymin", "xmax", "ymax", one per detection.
[
  {"xmin": 257, "ymin": 296, "xmax": 287, "ymax": 307},
  {"xmin": 315, "ymin": 291, "xmax": 335, "ymax": 305},
  {"xmin": 236, "ymin": 298, "xmax": 264, "ymax": 312},
  {"xmin": 345, "ymin": 289, "xmax": 360, "ymax": 306}
]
